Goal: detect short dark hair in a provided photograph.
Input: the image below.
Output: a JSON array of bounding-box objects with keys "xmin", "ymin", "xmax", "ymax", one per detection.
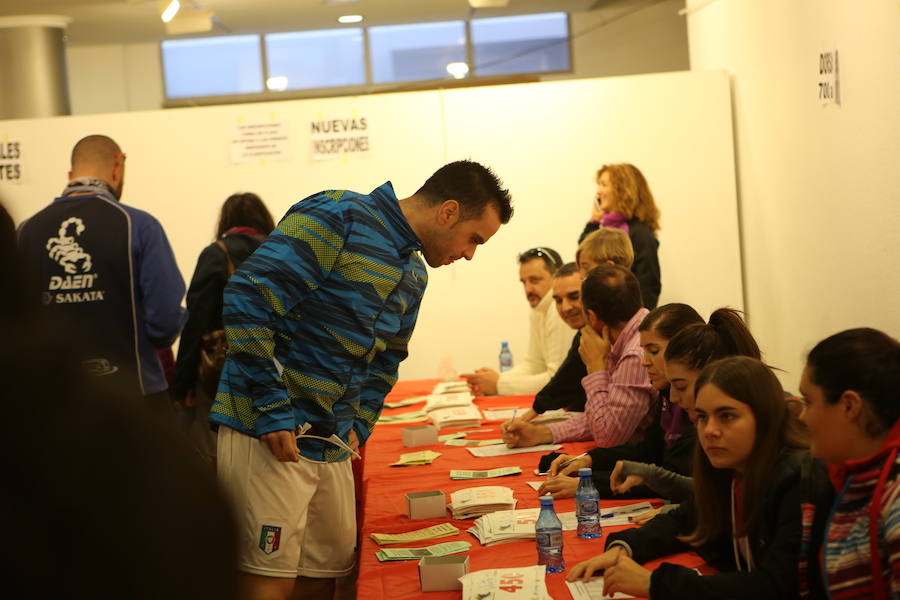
[
  {"xmin": 216, "ymin": 192, "xmax": 275, "ymax": 239},
  {"xmin": 554, "ymin": 262, "xmax": 580, "ymax": 279},
  {"xmin": 807, "ymin": 328, "xmax": 900, "ymax": 437},
  {"xmin": 70, "ymin": 134, "xmax": 121, "ymax": 171},
  {"xmin": 416, "ymin": 160, "xmax": 513, "ymax": 223},
  {"xmin": 518, "ymin": 247, "xmax": 562, "ymax": 274},
  {"xmin": 580, "ymin": 264, "xmax": 643, "ymax": 326}
]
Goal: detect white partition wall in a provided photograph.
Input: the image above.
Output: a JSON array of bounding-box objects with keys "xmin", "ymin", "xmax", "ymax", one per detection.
[
  {"xmin": 421, "ymin": 71, "xmax": 743, "ymax": 377},
  {"xmin": 0, "ymin": 71, "xmax": 741, "ymax": 380},
  {"xmin": 687, "ymin": 0, "xmax": 900, "ymax": 386}
]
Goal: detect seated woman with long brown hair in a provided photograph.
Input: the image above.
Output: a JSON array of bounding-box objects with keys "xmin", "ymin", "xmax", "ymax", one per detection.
[{"xmin": 567, "ymin": 356, "xmax": 829, "ymax": 599}]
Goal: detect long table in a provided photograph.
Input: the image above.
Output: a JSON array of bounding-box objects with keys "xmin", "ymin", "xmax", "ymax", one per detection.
[{"xmin": 356, "ymin": 380, "xmax": 707, "ymax": 599}]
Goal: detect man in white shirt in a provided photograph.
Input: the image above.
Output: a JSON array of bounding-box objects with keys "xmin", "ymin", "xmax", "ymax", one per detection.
[{"xmin": 463, "ymin": 247, "xmax": 575, "ymax": 395}]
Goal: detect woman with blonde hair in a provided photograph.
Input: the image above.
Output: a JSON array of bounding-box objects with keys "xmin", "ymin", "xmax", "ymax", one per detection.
[{"xmin": 580, "ymin": 163, "xmax": 661, "ymax": 308}]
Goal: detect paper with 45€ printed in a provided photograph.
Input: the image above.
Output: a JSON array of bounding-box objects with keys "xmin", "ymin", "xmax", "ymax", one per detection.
[{"xmin": 459, "ymin": 565, "xmax": 553, "ymax": 600}]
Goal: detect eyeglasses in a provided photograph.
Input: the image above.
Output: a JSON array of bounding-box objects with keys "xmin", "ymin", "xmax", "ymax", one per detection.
[{"xmin": 520, "ymin": 247, "xmax": 562, "ymax": 270}]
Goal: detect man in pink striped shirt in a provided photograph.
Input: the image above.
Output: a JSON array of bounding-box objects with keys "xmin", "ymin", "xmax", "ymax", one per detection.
[{"xmin": 501, "ymin": 264, "xmax": 658, "ymax": 447}]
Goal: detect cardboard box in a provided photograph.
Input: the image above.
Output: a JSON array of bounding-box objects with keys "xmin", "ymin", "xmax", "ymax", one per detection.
[
  {"xmin": 402, "ymin": 424, "xmax": 438, "ymax": 447},
  {"xmin": 418, "ymin": 555, "xmax": 469, "ymax": 592},
  {"xmin": 405, "ymin": 490, "xmax": 446, "ymax": 520}
]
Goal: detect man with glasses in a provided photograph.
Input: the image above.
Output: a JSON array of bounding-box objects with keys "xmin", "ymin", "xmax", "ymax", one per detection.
[
  {"xmin": 463, "ymin": 246, "xmax": 574, "ymax": 396},
  {"xmin": 17, "ymin": 134, "xmax": 186, "ymax": 409}
]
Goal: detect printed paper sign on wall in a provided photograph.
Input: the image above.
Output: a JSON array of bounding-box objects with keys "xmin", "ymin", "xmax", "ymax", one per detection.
[
  {"xmin": 310, "ymin": 116, "xmax": 369, "ymax": 161},
  {"xmin": 231, "ymin": 121, "xmax": 290, "ymax": 165},
  {"xmin": 0, "ymin": 136, "xmax": 23, "ymax": 184}
]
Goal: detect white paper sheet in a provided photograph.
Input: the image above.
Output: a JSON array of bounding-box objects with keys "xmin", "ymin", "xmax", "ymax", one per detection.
[{"xmin": 467, "ymin": 443, "xmax": 562, "ymax": 458}]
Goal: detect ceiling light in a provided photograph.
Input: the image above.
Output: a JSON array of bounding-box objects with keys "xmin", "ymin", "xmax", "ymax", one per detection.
[
  {"xmin": 468, "ymin": 0, "xmax": 510, "ymax": 6},
  {"xmin": 267, "ymin": 76, "xmax": 289, "ymax": 92},
  {"xmin": 338, "ymin": 15, "xmax": 363, "ymax": 24},
  {"xmin": 160, "ymin": 0, "xmax": 181, "ymax": 23},
  {"xmin": 446, "ymin": 62, "xmax": 469, "ymax": 79}
]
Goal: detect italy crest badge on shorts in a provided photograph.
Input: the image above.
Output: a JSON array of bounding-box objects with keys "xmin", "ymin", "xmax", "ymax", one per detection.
[{"xmin": 259, "ymin": 525, "xmax": 282, "ymax": 554}]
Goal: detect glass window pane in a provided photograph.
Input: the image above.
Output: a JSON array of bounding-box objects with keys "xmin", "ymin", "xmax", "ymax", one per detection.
[
  {"xmin": 162, "ymin": 35, "xmax": 263, "ymax": 98},
  {"xmin": 368, "ymin": 21, "xmax": 467, "ymax": 84},
  {"xmin": 265, "ymin": 29, "xmax": 366, "ymax": 91},
  {"xmin": 471, "ymin": 12, "xmax": 570, "ymax": 76}
]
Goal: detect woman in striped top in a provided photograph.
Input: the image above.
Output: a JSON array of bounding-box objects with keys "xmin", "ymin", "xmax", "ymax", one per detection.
[{"xmin": 798, "ymin": 328, "xmax": 900, "ymax": 599}]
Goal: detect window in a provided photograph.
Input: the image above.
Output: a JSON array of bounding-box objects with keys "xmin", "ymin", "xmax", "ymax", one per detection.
[
  {"xmin": 160, "ymin": 13, "xmax": 573, "ymax": 103},
  {"xmin": 368, "ymin": 21, "xmax": 467, "ymax": 84},
  {"xmin": 162, "ymin": 35, "xmax": 263, "ymax": 98},
  {"xmin": 471, "ymin": 12, "xmax": 570, "ymax": 76},
  {"xmin": 265, "ymin": 29, "xmax": 366, "ymax": 91}
]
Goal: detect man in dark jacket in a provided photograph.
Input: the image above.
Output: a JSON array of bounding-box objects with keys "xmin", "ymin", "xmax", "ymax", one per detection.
[{"xmin": 17, "ymin": 134, "xmax": 186, "ymax": 409}]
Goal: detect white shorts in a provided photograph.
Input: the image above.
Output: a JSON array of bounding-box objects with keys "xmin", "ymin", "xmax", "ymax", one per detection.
[{"xmin": 217, "ymin": 426, "xmax": 357, "ymax": 578}]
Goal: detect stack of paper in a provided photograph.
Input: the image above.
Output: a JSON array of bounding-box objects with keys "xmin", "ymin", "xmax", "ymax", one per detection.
[
  {"xmin": 467, "ymin": 443, "xmax": 562, "ymax": 458},
  {"xmin": 450, "ymin": 466, "xmax": 522, "ymax": 480},
  {"xmin": 370, "ymin": 522, "xmax": 460, "ymax": 545},
  {"xmin": 430, "ymin": 405, "xmax": 483, "ymax": 429},
  {"xmin": 467, "ymin": 508, "xmax": 577, "ymax": 546},
  {"xmin": 449, "ymin": 486, "xmax": 517, "ymax": 519},
  {"xmin": 375, "ymin": 540, "xmax": 471, "ymax": 562},
  {"xmin": 378, "ymin": 410, "xmax": 428, "ymax": 424},
  {"xmin": 424, "ymin": 392, "xmax": 475, "ymax": 412},
  {"xmin": 459, "ymin": 565, "xmax": 553, "ymax": 600},
  {"xmin": 531, "ymin": 409, "xmax": 580, "ymax": 424},
  {"xmin": 433, "ymin": 380, "xmax": 470, "ymax": 395},
  {"xmin": 391, "ymin": 450, "xmax": 442, "ymax": 466}
]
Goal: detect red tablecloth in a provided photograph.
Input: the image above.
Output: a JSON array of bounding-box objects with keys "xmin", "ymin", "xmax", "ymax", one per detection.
[{"xmin": 356, "ymin": 380, "xmax": 707, "ymax": 599}]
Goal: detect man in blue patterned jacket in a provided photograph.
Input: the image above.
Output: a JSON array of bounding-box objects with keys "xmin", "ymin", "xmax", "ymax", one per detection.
[{"xmin": 210, "ymin": 160, "xmax": 513, "ymax": 599}]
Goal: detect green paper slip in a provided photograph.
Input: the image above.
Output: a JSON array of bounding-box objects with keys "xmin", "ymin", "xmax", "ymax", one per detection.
[
  {"xmin": 444, "ymin": 438, "xmax": 505, "ymax": 447},
  {"xmin": 449, "ymin": 466, "xmax": 522, "ymax": 480},
  {"xmin": 378, "ymin": 410, "xmax": 428, "ymax": 424},
  {"xmin": 384, "ymin": 396, "xmax": 427, "ymax": 409},
  {"xmin": 375, "ymin": 541, "xmax": 471, "ymax": 562},
  {"xmin": 438, "ymin": 432, "xmax": 467, "ymax": 442},
  {"xmin": 391, "ymin": 450, "xmax": 442, "ymax": 466},
  {"xmin": 370, "ymin": 522, "xmax": 460, "ymax": 545}
]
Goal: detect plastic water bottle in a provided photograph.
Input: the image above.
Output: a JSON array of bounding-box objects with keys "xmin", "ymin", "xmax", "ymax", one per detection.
[
  {"xmin": 499, "ymin": 341, "xmax": 513, "ymax": 372},
  {"xmin": 535, "ymin": 496, "xmax": 565, "ymax": 573},
  {"xmin": 575, "ymin": 468, "xmax": 602, "ymax": 538}
]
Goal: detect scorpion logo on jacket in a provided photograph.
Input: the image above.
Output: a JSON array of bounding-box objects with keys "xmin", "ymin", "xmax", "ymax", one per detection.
[{"xmin": 46, "ymin": 217, "xmax": 93, "ymax": 274}]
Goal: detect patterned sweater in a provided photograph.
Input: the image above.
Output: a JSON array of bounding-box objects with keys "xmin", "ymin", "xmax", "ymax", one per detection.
[
  {"xmin": 801, "ymin": 420, "xmax": 900, "ymax": 599},
  {"xmin": 210, "ymin": 183, "xmax": 427, "ymax": 462}
]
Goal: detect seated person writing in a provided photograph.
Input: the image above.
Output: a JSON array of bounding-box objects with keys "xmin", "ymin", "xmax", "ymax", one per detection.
[
  {"xmin": 463, "ymin": 247, "xmax": 574, "ymax": 395},
  {"xmin": 518, "ymin": 228, "xmax": 636, "ymax": 421},
  {"xmin": 541, "ymin": 307, "xmax": 760, "ymax": 503},
  {"xmin": 502, "ymin": 264, "xmax": 657, "ymax": 448}
]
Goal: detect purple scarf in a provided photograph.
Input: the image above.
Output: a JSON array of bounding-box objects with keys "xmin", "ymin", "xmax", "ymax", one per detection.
[{"xmin": 601, "ymin": 211, "xmax": 630, "ymax": 234}]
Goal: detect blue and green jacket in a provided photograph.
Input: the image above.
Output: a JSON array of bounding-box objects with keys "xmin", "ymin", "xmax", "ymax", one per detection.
[{"xmin": 210, "ymin": 182, "xmax": 427, "ymax": 462}]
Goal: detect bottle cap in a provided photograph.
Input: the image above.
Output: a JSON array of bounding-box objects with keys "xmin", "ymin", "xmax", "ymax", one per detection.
[
  {"xmin": 578, "ymin": 468, "xmax": 592, "ymax": 477},
  {"xmin": 539, "ymin": 496, "xmax": 554, "ymax": 506}
]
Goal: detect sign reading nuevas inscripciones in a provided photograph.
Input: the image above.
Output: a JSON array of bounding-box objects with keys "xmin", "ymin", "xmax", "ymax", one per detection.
[{"xmin": 310, "ymin": 116, "xmax": 369, "ymax": 160}]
